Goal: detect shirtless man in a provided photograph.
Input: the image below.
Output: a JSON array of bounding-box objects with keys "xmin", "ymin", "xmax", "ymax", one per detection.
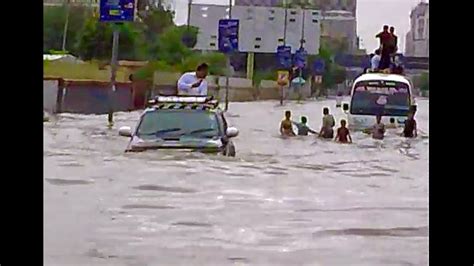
[
  {"xmin": 371, "ymin": 115, "xmax": 385, "ymax": 140},
  {"xmin": 280, "ymin": 110, "xmax": 296, "ymax": 136}
]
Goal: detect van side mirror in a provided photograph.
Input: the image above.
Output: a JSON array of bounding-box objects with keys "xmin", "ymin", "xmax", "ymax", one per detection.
[
  {"xmin": 342, "ymin": 103, "xmax": 349, "ymax": 111},
  {"xmin": 226, "ymin": 127, "xmax": 239, "ymax": 138},
  {"xmin": 119, "ymin": 126, "xmax": 132, "ymax": 137}
]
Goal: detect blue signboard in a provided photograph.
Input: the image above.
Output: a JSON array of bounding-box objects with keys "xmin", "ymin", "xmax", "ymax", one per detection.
[
  {"xmin": 218, "ymin": 19, "xmax": 239, "ymax": 54},
  {"xmin": 100, "ymin": 0, "xmax": 135, "ymax": 22},
  {"xmin": 276, "ymin": 45, "xmax": 292, "ymax": 69},
  {"xmin": 312, "ymin": 59, "xmax": 325, "ymax": 75},
  {"xmin": 294, "ymin": 47, "xmax": 308, "ymax": 69}
]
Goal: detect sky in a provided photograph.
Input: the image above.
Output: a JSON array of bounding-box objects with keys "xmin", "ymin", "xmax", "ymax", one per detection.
[{"xmin": 172, "ymin": 0, "xmax": 428, "ymax": 53}]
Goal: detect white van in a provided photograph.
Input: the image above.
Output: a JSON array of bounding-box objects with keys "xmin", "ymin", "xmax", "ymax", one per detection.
[{"xmin": 343, "ymin": 73, "xmax": 416, "ymax": 130}]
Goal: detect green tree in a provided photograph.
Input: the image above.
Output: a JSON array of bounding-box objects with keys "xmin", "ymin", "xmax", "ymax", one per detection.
[
  {"xmin": 75, "ymin": 18, "xmax": 145, "ymax": 60},
  {"xmin": 149, "ymin": 25, "xmax": 198, "ymax": 64},
  {"xmin": 140, "ymin": 8, "xmax": 175, "ymax": 42},
  {"xmin": 43, "ymin": 6, "xmax": 92, "ymax": 54}
]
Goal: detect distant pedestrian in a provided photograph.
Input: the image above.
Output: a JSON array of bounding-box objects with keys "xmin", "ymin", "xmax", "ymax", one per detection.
[{"xmin": 336, "ymin": 91, "xmax": 343, "ymax": 108}]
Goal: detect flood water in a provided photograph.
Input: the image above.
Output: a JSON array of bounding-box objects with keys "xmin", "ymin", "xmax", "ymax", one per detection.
[{"xmin": 44, "ymin": 99, "xmax": 429, "ymax": 266}]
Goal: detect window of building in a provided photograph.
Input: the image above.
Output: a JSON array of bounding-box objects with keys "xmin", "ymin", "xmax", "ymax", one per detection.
[
  {"xmin": 289, "ymin": 18, "xmax": 296, "ymax": 22},
  {"xmin": 254, "ymin": 45, "xmax": 261, "ymax": 49}
]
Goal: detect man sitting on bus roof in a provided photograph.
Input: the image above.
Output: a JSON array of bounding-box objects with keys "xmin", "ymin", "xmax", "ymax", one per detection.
[{"xmin": 177, "ymin": 63, "xmax": 209, "ymax": 96}]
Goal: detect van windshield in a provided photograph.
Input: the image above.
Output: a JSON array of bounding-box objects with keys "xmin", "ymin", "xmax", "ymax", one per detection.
[{"xmin": 350, "ymin": 80, "xmax": 411, "ymax": 116}]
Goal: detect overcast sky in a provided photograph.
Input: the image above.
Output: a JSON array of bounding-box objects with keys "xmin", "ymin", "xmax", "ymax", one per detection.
[{"xmin": 172, "ymin": 0, "xmax": 428, "ymax": 53}]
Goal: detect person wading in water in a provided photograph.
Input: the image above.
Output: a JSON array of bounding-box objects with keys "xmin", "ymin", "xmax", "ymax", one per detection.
[
  {"xmin": 280, "ymin": 110, "xmax": 296, "ymax": 136},
  {"xmin": 319, "ymin": 107, "xmax": 335, "ymax": 139}
]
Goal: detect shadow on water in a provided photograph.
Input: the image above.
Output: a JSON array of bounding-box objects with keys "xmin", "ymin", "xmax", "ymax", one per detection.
[
  {"xmin": 133, "ymin": 185, "xmax": 196, "ymax": 193},
  {"xmin": 121, "ymin": 204, "xmax": 176, "ymax": 210},
  {"xmin": 45, "ymin": 178, "xmax": 93, "ymax": 186},
  {"xmin": 313, "ymin": 226, "xmax": 428, "ymax": 238}
]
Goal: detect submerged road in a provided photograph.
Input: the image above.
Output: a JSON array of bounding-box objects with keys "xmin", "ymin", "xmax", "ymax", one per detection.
[{"xmin": 44, "ymin": 99, "xmax": 429, "ymax": 266}]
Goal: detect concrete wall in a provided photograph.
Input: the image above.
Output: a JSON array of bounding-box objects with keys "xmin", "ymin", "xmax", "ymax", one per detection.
[
  {"xmin": 43, "ymin": 78, "xmax": 60, "ymax": 113},
  {"xmin": 61, "ymin": 80, "xmax": 133, "ymax": 114}
]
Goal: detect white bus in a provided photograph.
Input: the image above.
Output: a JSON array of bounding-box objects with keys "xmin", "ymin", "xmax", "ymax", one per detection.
[{"xmin": 343, "ymin": 73, "xmax": 416, "ymax": 130}]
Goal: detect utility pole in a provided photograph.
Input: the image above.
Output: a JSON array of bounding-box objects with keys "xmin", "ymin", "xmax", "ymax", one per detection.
[
  {"xmin": 187, "ymin": 0, "xmax": 192, "ymax": 28},
  {"xmin": 61, "ymin": 0, "xmax": 71, "ymax": 52},
  {"xmin": 283, "ymin": 0, "xmax": 288, "ymax": 45},
  {"xmin": 224, "ymin": 0, "xmax": 232, "ymax": 111},
  {"xmin": 108, "ymin": 25, "xmax": 120, "ymax": 126}
]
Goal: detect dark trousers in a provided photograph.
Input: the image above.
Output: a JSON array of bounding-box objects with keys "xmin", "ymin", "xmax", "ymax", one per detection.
[{"xmin": 379, "ymin": 52, "xmax": 391, "ymax": 70}]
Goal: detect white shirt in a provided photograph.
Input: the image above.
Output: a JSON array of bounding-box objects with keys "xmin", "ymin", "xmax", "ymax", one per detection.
[
  {"xmin": 177, "ymin": 72, "xmax": 208, "ymax": 96},
  {"xmin": 371, "ymin": 54, "xmax": 381, "ymax": 70}
]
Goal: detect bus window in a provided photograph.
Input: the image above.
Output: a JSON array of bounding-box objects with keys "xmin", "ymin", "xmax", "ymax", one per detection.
[{"xmin": 350, "ymin": 81, "xmax": 410, "ymax": 116}]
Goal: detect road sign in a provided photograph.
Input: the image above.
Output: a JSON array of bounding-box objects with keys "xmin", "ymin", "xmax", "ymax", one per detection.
[
  {"xmin": 100, "ymin": 0, "xmax": 135, "ymax": 22},
  {"xmin": 294, "ymin": 47, "xmax": 308, "ymax": 69},
  {"xmin": 277, "ymin": 70, "xmax": 290, "ymax": 86},
  {"xmin": 276, "ymin": 45, "xmax": 292, "ymax": 69},
  {"xmin": 218, "ymin": 19, "xmax": 239, "ymax": 54},
  {"xmin": 312, "ymin": 59, "xmax": 325, "ymax": 75}
]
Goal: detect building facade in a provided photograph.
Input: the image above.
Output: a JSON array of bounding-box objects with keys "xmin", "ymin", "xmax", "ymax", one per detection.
[
  {"xmin": 189, "ymin": 4, "xmax": 321, "ymax": 54},
  {"xmin": 405, "ymin": 1, "xmax": 429, "ymax": 57},
  {"xmin": 235, "ymin": 0, "xmax": 357, "ymax": 16}
]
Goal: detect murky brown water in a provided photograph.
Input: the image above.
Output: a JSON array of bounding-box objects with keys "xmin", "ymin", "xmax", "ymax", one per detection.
[{"xmin": 44, "ymin": 99, "xmax": 429, "ymax": 266}]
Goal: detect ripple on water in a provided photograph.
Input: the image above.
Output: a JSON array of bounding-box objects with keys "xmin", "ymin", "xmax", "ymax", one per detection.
[
  {"xmin": 171, "ymin": 221, "xmax": 213, "ymax": 228},
  {"xmin": 312, "ymin": 226, "xmax": 428, "ymax": 238},
  {"xmin": 121, "ymin": 204, "xmax": 176, "ymax": 210},
  {"xmin": 45, "ymin": 178, "xmax": 93, "ymax": 186},
  {"xmin": 133, "ymin": 185, "xmax": 196, "ymax": 193}
]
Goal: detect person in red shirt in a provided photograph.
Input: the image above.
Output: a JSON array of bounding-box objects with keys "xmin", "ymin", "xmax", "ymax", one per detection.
[
  {"xmin": 335, "ymin": 119, "xmax": 352, "ymax": 143},
  {"xmin": 376, "ymin": 25, "xmax": 392, "ymax": 70}
]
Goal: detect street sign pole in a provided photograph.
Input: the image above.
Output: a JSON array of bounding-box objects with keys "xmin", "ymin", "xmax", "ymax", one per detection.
[
  {"xmin": 108, "ymin": 26, "xmax": 120, "ymax": 126},
  {"xmin": 224, "ymin": 0, "xmax": 232, "ymax": 111},
  {"xmin": 100, "ymin": 0, "xmax": 135, "ymax": 126}
]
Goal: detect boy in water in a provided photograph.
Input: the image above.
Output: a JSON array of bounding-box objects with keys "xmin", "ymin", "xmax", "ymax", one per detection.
[
  {"xmin": 403, "ymin": 111, "xmax": 417, "ymax": 138},
  {"xmin": 371, "ymin": 115, "xmax": 385, "ymax": 140},
  {"xmin": 335, "ymin": 119, "xmax": 352, "ymax": 143},
  {"xmin": 280, "ymin": 110, "xmax": 296, "ymax": 136},
  {"xmin": 386, "ymin": 118, "xmax": 397, "ymax": 129},
  {"xmin": 293, "ymin": 116, "xmax": 317, "ymax": 136}
]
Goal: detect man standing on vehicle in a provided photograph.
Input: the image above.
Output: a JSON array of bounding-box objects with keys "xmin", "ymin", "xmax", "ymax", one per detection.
[
  {"xmin": 376, "ymin": 25, "xmax": 392, "ymax": 70},
  {"xmin": 177, "ymin": 63, "xmax": 209, "ymax": 96}
]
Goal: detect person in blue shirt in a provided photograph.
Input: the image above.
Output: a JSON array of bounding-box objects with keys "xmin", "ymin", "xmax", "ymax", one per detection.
[{"xmin": 293, "ymin": 116, "xmax": 317, "ymax": 136}]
